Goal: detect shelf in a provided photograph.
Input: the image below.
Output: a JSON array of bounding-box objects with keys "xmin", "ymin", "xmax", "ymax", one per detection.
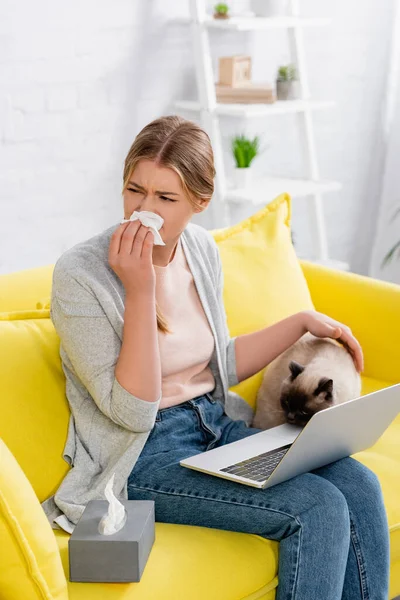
[
  {"xmin": 174, "ymin": 99, "xmax": 334, "ymax": 117},
  {"xmin": 225, "ymin": 176, "xmax": 342, "ymax": 204},
  {"xmin": 173, "ymin": 16, "xmax": 331, "ymax": 30},
  {"xmin": 180, "ymin": 0, "xmax": 344, "ymax": 271}
]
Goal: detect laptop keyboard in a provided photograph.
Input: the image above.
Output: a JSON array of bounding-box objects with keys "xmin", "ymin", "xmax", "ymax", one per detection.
[{"xmin": 220, "ymin": 443, "xmax": 292, "ymax": 482}]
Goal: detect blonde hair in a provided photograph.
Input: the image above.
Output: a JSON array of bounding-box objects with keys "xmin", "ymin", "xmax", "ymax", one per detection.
[{"xmin": 122, "ymin": 115, "xmax": 216, "ymax": 334}]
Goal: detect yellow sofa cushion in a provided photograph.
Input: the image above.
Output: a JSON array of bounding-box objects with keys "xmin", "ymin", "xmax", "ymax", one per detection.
[
  {"xmin": 0, "ymin": 437, "xmax": 68, "ymax": 600},
  {"xmin": 55, "ymin": 525, "xmax": 278, "ymax": 600},
  {"xmin": 210, "ymin": 193, "xmax": 315, "ymax": 410}
]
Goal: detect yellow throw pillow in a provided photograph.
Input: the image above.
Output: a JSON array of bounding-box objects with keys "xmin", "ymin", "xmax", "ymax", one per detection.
[
  {"xmin": 211, "ymin": 193, "xmax": 315, "ymax": 410},
  {"xmin": 0, "ymin": 438, "xmax": 68, "ymax": 600}
]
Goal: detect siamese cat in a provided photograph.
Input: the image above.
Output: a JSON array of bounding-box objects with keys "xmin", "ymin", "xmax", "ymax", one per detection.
[{"xmin": 252, "ymin": 331, "xmax": 361, "ymax": 430}]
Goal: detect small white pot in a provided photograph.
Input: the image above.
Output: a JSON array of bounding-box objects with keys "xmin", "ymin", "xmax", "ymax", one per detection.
[
  {"xmin": 250, "ymin": 0, "xmax": 289, "ymax": 17},
  {"xmin": 234, "ymin": 167, "xmax": 252, "ymax": 189},
  {"xmin": 276, "ymin": 80, "xmax": 301, "ymax": 101}
]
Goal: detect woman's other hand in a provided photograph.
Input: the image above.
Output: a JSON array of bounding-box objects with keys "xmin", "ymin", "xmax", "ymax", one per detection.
[{"xmin": 301, "ymin": 310, "xmax": 364, "ymax": 373}]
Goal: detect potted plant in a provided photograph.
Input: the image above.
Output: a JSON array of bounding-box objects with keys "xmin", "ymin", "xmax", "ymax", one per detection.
[
  {"xmin": 276, "ymin": 64, "xmax": 301, "ymax": 100},
  {"xmin": 381, "ymin": 205, "xmax": 400, "ymax": 268},
  {"xmin": 214, "ymin": 3, "xmax": 230, "ymax": 19},
  {"xmin": 231, "ymin": 134, "xmax": 260, "ymax": 188},
  {"xmin": 250, "ymin": 0, "xmax": 289, "ymax": 17}
]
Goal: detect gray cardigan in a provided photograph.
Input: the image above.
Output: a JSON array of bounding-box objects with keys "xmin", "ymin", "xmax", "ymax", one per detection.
[{"xmin": 41, "ymin": 220, "xmax": 254, "ymax": 533}]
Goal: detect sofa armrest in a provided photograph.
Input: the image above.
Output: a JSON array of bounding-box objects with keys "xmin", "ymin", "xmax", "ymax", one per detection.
[
  {"xmin": 300, "ymin": 260, "xmax": 400, "ymax": 384},
  {"xmin": 0, "ymin": 438, "xmax": 68, "ymax": 598}
]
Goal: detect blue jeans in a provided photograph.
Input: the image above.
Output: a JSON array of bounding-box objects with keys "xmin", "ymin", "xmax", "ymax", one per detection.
[{"xmin": 127, "ymin": 394, "xmax": 390, "ymax": 600}]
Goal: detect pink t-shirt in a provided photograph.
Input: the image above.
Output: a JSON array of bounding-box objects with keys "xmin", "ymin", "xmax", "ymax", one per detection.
[{"xmin": 154, "ymin": 235, "xmax": 216, "ymax": 409}]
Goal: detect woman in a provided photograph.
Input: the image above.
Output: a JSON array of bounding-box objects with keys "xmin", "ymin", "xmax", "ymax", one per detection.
[{"xmin": 43, "ymin": 115, "xmax": 390, "ymax": 599}]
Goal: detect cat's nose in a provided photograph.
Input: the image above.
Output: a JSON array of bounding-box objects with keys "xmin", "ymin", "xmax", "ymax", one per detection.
[{"xmin": 287, "ymin": 412, "xmax": 296, "ymax": 421}]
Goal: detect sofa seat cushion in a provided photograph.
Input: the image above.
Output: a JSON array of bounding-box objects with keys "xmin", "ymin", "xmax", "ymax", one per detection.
[{"xmin": 55, "ymin": 523, "xmax": 278, "ymax": 600}]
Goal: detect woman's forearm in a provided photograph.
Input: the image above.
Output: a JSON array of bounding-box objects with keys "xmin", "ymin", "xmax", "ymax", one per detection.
[
  {"xmin": 234, "ymin": 312, "xmax": 307, "ymax": 383},
  {"xmin": 115, "ymin": 291, "xmax": 162, "ymax": 403}
]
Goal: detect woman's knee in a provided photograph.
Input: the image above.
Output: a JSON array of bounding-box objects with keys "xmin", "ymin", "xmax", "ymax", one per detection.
[
  {"xmin": 334, "ymin": 457, "xmax": 384, "ymax": 504},
  {"xmin": 347, "ymin": 457, "xmax": 381, "ymax": 488},
  {"xmin": 264, "ymin": 473, "xmax": 351, "ymax": 549},
  {"xmin": 346, "ymin": 458, "xmax": 386, "ymax": 514},
  {"xmin": 296, "ymin": 473, "xmax": 351, "ymax": 533}
]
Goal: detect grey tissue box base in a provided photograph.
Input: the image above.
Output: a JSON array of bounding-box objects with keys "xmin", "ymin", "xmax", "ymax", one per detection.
[{"xmin": 68, "ymin": 499, "xmax": 155, "ymax": 583}]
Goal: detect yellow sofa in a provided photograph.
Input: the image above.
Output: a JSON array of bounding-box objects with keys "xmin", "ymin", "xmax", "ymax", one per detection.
[{"xmin": 1, "ymin": 195, "xmax": 399, "ymax": 600}]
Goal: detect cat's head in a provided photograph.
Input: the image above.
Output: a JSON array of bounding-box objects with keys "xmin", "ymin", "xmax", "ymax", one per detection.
[{"xmin": 280, "ymin": 360, "xmax": 335, "ymax": 426}]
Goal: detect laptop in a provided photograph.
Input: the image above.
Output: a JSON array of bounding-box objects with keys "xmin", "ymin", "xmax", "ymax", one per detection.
[{"xmin": 180, "ymin": 383, "xmax": 400, "ymax": 489}]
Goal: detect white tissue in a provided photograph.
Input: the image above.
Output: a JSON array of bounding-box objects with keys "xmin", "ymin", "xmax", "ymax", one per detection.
[
  {"xmin": 98, "ymin": 472, "xmax": 127, "ymax": 535},
  {"xmin": 120, "ymin": 210, "xmax": 165, "ymax": 246}
]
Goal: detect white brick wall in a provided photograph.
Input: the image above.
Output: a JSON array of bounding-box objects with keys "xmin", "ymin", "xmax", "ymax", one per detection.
[{"xmin": 0, "ymin": 0, "xmax": 395, "ymax": 275}]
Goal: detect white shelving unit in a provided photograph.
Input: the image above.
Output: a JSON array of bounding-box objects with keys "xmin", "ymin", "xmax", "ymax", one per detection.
[{"xmin": 173, "ymin": 0, "xmax": 349, "ymax": 271}]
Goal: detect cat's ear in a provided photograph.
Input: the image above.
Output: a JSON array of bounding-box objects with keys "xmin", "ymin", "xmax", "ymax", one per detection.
[
  {"xmin": 289, "ymin": 360, "xmax": 305, "ymax": 379},
  {"xmin": 315, "ymin": 377, "xmax": 333, "ymax": 396}
]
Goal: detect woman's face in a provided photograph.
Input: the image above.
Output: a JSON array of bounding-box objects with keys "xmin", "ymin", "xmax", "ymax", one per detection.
[{"xmin": 123, "ymin": 158, "xmax": 207, "ymax": 243}]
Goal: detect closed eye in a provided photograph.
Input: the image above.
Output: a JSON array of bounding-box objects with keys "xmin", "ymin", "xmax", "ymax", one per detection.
[{"xmin": 127, "ymin": 188, "xmax": 176, "ymax": 202}]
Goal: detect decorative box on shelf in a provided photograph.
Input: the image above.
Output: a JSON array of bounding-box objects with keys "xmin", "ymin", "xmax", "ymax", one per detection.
[
  {"xmin": 219, "ymin": 55, "xmax": 252, "ymax": 86},
  {"xmin": 216, "ymin": 55, "xmax": 276, "ymax": 103},
  {"xmin": 216, "ymin": 83, "xmax": 276, "ymax": 103}
]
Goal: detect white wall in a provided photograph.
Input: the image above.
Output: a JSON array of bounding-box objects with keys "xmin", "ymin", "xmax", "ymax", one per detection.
[
  {"xmin": 0, "ymin": 0, "xmax": 395, "ymax": 275},
  {"xmin": 368, "ymin": 1, "xmax": 400, "ymax": 285}
]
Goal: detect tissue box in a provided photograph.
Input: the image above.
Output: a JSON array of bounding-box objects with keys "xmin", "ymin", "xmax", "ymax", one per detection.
[{"xmin": 68, "ymin": 499, "xmax": 155, "ymax": 582}]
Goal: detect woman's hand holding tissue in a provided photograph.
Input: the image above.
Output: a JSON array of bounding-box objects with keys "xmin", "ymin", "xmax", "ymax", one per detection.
[
  {"xmin": 108, "ymin": 217, "xmax": 158, "ymax": 297},
  {"xmin": 120, "ymin": 210, "xmax": 165, "ymax": 246}
]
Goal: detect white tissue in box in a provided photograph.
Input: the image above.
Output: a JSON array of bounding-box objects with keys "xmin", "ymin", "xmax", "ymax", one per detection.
[
  {"xmin": 120, "ymin": 210, "xmax": 165, "ymax": 246},
  {"xmin": 98, "ymin": 472, "xmax": 127, "ymax": 535}
]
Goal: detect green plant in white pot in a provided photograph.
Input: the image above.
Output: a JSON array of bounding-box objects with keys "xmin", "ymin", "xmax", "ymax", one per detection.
[
  {"xmin": 231, "ymin": 134, "xmax": 260, "ymax": 189},
  {"xmin": 381, "ymin": 205, "xmax": 400, "ymax": 268},
  {"xmin": 214, "ymin": 3, "xmax": 230, "ymax": 19},
  {"xmin": 276, "ymin": 64, "xmax": 300, "ymax": 101}
]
